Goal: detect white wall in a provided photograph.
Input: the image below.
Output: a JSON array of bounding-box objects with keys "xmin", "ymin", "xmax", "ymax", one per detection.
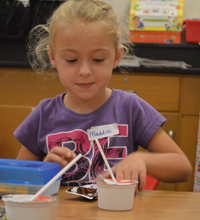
[
  {"xmin": 105, "ymin": 0, "xmax": 200, "ymax": 19},
  {"xmin": 184, "ymin": 1, "xmax": 200, "ymax": 19}
]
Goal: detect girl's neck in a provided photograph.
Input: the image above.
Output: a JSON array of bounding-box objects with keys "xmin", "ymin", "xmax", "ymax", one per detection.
[{"xmin": 63, "ymin": 88, "xmax": 112, "ymax": 114}]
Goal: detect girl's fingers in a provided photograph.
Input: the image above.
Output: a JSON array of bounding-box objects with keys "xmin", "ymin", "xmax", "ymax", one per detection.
[
  {"xmin": 103, "ymin": 166, "xmax": 116, "ymax": 179},
  {"xmin": 138, "ymin": 172, "xmax": 146, "ymax": 192},
  {"xmin": 49, "ymin": 147, "xmax": 76, "ymax": 159},
  {"xmin": 45, "ymin": 147, "xmax": 76, "ymax": 168},
  {"xmin": 102, "ymin": 165, "xmax": 147, "ymax": 192},
  {"xmin": 115, "ymin": 167, "xmax": 124, "ymax": 180},
  {"xmin": 102, "ymin": 170, "xmax": 110, "ymax": 179},
  {"xmin": 44, "ymin": 152, "xmax": 68, "ymax": 167}
]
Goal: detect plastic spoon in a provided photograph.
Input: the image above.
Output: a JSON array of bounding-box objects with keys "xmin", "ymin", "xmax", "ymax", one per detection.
[
  {"xmin": 28, "ymin": 153, "xmax": 82, "ymax": 201},
  {"xmin": 95, "ymin": 139, "xmax": 117, "ymax": 184}
]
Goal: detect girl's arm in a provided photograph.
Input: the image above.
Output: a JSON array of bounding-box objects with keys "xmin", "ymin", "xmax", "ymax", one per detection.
[
  {"xmin": 17, "ymin": 146, "xmax": 42, "ymax": 161},
  {"xmin": 103, "ymin": 127, "xmax": 192, "ymax": 191},
  {"xmin": 144, "ymin": 127, "xmax": 192, "ymax": 182}
]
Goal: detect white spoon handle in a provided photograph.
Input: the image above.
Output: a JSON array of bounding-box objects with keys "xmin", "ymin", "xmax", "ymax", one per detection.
[{"xmin": 30, "ymin": 153, "xmax": 82, "ymax": 201}]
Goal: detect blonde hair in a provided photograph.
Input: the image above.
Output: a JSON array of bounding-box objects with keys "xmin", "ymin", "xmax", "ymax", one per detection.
[{"xmin": 27, "ymin": 0, "xmax": 129, "ymax": 75}]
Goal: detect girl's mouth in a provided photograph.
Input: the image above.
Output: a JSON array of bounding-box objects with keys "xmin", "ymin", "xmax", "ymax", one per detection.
[{"xmin": 76, "ymin": 83, "xmax": 94, "ymax": 88}]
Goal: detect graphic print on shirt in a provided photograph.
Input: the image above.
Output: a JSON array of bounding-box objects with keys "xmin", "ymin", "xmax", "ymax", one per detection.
[{"xmin": 47, "ymin": 125, "xmax": 128, "ymax": 183}]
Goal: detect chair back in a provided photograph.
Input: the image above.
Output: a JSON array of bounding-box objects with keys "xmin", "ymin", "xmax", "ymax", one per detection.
[{"xmin": 144, "ymin": 174, "xmax": 159, "ymax": 190}]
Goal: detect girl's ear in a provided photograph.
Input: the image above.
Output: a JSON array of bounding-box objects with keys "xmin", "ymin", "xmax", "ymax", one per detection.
[
  {"xmin": 47, "ymin": 45, "xmax": 57, "ymax": 69},
  {"xmin": 113, "ymin": 46, "xmax": 124, "ymax": 69}
]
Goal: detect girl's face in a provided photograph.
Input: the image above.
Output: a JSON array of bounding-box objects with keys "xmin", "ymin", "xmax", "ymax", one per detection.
[{"xmin": 47, "ymin": 22, "xmax": 123, "ymax": 111}]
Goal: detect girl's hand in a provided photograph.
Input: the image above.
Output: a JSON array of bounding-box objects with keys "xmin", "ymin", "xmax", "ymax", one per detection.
[
  {"xmin": 44, "ymin": 146, "xmax": 76, "ymax": 169},
  {"xmin": 102, "ymin": 152, "xmax": 147, "ymax": 192}
]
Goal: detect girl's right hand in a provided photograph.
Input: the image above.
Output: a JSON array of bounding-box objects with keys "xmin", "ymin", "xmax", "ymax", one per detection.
[{"xmin": 44, "ymin": 146, "xmax": 77, "ymax": 169}]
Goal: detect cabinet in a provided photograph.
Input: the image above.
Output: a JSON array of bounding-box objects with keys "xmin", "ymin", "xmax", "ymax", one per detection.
[
  {"xmin": 177, "ymin": 115, "xmax": 199, "ymax": 191},
  {"xmin": 0, "ymin": 67, "xmax": 66, "ymax": 159},
  {"xmin": 107, "ymin": 73, "xmax": 180, "ymax": 112},
  {"xmin": 0, "ymin": 67, "xmax": 200, "ymax": 192},
  {"xmin": 0, "ymin": 107, "xmax": 31, "ymax": 158},
  {"xmin": 177, "ymin": 75, "xmax": 200, "ymax": 192}
]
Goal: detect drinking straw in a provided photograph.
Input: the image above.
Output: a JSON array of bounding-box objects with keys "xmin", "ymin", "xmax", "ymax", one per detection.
[
  {"xmin": 95, "ymin": 139, "xmax": 117, "ymax": 183},
  {"xmin": 29, "ymin": 153, "xmax": 82, "ymax": 201}
]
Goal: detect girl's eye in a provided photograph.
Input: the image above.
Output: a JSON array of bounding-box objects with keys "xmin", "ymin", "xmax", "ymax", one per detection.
[
  {"xmin": 66, "ymin": 59, "xmax": 77, "ymax": 63},
  {"xmin": 93, "ymin": 59, "xmax": 104, "ymax": 62}
]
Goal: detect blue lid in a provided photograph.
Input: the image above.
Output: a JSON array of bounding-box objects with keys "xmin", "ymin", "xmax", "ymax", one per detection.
[{"xmin": 0, "ymin": 159, "xmax": 62, "ymax": 185}]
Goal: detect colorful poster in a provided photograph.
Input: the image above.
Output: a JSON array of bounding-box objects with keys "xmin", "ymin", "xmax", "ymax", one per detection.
[{"xmin": 129, "ymin": 0, "xmax": 184, "ymax": 31}]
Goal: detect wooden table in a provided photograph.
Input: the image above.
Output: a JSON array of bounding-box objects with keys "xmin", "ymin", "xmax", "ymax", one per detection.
[{"xmin": 1, "ymin": 186, "xmax": 200, "ymax": 220}]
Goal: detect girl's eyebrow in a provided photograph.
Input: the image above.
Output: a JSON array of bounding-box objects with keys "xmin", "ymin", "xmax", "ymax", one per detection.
[
  {"xmin": 61, "ymin": 49, "xmax": 77, "ymax": 52},
  {"xmin": 61, "ymin": 48, "xmax": 110, "ymax": 53}
]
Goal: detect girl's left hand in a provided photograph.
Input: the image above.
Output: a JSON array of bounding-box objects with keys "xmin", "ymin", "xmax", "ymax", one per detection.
[{"xmin": 102, "ymin": 152, "xmax": 147, "ymax": 192}]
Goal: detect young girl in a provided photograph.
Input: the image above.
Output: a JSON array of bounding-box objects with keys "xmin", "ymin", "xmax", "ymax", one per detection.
[{"xmin": 15, "ymin": 0, "xmax": 192, "ymax": 191}]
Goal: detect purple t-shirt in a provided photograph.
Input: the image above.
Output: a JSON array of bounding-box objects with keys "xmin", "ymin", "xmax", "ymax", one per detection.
[{"xmin": 14, "ymin": 89, "xmax": 165, "ymax": 184}]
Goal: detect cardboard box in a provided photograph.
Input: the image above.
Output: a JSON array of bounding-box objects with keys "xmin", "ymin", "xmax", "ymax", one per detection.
[
  {"xmin": 129, "ymin": 0, "xmax": 184, "ymax": 32},
  {"xmin": 129, "ymin": 30, "xmax": 181, "ymax": 43},
  {"xmin": 0, "ymin": 159, "xmax": 61, "ymax": 196}
]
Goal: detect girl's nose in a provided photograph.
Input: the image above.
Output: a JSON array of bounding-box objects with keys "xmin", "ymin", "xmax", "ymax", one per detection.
[{"xmin": 78, "ymin": 61, "xmax": 92, "ymax": 77}]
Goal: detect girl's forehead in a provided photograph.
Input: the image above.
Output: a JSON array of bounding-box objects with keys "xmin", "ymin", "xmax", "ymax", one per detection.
[
  {"xmin": 51, "ymin": 20, "xmax": 116, "ymax": 52},
  {"xmin": 55, "ymin": 22, "xmax": 110, "ymax": 42},
  {"xmin": 57, "ymin": 21, "xmax": 104, "ymax": 34}
]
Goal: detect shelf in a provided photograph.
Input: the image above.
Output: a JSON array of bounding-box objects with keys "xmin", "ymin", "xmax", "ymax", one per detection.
[
  {"xmin": 132, "ymin": 43, "xmax": 200, "ymax": 49},
  {"xmin": 129, "ymin": 43, "xmax": 200, "ymax": 69}
]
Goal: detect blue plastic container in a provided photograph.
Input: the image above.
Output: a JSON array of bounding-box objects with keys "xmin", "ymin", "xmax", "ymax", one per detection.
[{"xmin": 0, "ymin": 159, "xmax": 61, "ymax": 196}]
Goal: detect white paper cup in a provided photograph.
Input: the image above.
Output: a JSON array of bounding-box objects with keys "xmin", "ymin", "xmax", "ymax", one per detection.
[
  {"xmin": 2, "ymin": 194, "xmax": 55, "ymax": 220},
  {"xmin": 97, "ymin": 179, "xmax": 137, "ymax": 211}
]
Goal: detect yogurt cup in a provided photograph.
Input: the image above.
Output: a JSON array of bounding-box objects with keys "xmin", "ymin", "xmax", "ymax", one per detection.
[
  {"xmin": 96, "ymin": 178, "xmax": 138, "ymax": 211},
  {"xmin": 2, "ymin": 194, "xmax": 55, "ymax": 220}
]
